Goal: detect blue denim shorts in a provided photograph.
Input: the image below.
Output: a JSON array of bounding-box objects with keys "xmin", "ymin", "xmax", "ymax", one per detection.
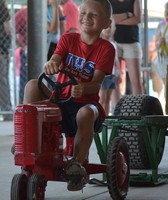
[{"xmin": 101, "ymin": 75, "xmax": 116, "ymax": 90}]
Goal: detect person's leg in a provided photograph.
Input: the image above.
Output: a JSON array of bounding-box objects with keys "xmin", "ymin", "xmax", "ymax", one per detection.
[
  {"xmin": 111, "ymin": 86, "xmax": 121, "ymax": 113},
  {"xmin": 66, "ymin": 104, "xmax": 100, "ymax": 191},
  {"xmin": 100, "ymin": 89, "xmax": 113, "ymax": 116},
  {"xmin": 125, "ymin": 58, "xmax": 143, "ymax": 95},
  {"xmin": 11, "ymin": 79, "xmax": 50, "ymax": 155},
  {"xmin": 119, "ymin": 60, "xmax": 126, "ymax": 95},
  {"xmin": 150, "ymin": 71, "xmax": 163, "ymax": 98},
  {"xmin": 99, "ymin": 76, "xmax": 116, "ymax": 116},
  {"xmin": 104, "ymin": 89, "xmax": 113, "ymax": 116},
  {"xmin": 99, "ymin": 89, "xmax": 106, "ymax": 111},
  {"xmin": 73, "ymin": 104, "xmax": 99, "ymax": 163},
  {"xmin": 23, "ymin": 79, "xmax": 50, "ymax": 103}
]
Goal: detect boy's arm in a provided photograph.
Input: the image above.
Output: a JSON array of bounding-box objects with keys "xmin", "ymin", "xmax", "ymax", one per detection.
[
  {"xmin": 71, "ymin": 70, "xmax": 105, "ymax": 98},
  {"xmin": 44, "ymin": 54, "xmax": 62, "ymax": 74}
]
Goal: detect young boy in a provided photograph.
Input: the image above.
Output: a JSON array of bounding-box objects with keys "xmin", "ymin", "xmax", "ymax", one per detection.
[{"xmin": 23, "ymin": 0, "xmax": 115, "ymax": 191}]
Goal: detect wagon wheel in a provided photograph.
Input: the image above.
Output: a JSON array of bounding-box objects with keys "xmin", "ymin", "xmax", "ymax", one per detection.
[
  {"xmin": 107, "ymin": 137, "xmax": 129, "ymax": 200},
  {"xmin": 27, "ymin": 174, "xmax": 46, "ymax": 200},
  {"xmin": 113, "ymin": 94, "xmax": 165, "ymax": 169},
  {"xmin": 11, "ymin": 173, "xmax": 27, "ymax": 200}
]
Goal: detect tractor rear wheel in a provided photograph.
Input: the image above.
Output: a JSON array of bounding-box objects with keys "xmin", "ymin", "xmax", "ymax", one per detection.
[{"xmin": 113, "ymin": 94, "xmax": 165, "ymax": 169}]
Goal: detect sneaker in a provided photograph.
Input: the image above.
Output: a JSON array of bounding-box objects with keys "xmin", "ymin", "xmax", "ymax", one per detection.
[{"xmin": 66, "ymin": 158, "xmax": 87, "ymax": 191}]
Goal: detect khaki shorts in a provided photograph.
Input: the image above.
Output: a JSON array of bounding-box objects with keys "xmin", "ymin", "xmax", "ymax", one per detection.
[{"xmin": 116, "ymin": 42, "xmax": 142, "ymax": 59}]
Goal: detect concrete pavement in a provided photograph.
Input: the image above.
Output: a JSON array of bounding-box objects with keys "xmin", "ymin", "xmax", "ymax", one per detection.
[{"xmin": 0, "ymin": 121, "xmax": 168, "ymax": 200}]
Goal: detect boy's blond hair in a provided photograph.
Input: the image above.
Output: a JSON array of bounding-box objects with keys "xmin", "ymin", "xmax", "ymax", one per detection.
[{"xmin": 81, "ymin": 0, "xmax": 112, "ymax": 19}]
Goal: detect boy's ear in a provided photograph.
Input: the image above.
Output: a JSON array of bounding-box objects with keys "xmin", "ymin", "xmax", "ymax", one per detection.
[{"xmin": 104, "ymin": 19, "xmax": 112, "ymax": 29}]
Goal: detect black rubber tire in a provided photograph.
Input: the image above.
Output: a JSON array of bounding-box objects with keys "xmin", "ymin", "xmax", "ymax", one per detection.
[
  {"xmin": 107, "ymin": 137, "xmax": 129, "ymax": 200},
  {"xmin": 11, "ymin": 173, "xmax": 27, "ymax": 200},
  {"xmin": 113, "ymin": 94, "xmax": 165, "ymax": 169},
  {"xmin": 27, "ymin": 174, "xmax": 45, "ymax": 200}
]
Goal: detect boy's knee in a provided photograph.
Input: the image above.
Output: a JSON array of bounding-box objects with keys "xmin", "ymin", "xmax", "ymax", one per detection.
[
  {"xmin": 78, "ymin": 106, "xmax": 92, "ymax": 116},
  {"xmin": 23, "ymin": 79, "xmax": 39, "ymax": 103},
  {"xmin": 25, "ymin": 79, "xmax": 38, "ymax": 91},
  {"xmin": 77, "ymin": 105, "xmax": 98, "ymax": 123}
]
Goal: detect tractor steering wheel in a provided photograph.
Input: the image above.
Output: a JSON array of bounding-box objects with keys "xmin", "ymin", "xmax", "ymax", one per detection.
[{"xmin": 38, "ymin": 69, "xmax": 77, "ymax": 104}]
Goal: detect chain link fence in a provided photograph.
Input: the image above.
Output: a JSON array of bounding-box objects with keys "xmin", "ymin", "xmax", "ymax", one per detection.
[{"xmin": 0, "ymin": 0, "xmax": 27, "ymax": 121}]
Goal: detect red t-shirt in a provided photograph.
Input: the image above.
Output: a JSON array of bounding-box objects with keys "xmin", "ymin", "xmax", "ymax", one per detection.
[{"xmin": 54, "ymin": 33, "xmax": 115, "ymax": 104}]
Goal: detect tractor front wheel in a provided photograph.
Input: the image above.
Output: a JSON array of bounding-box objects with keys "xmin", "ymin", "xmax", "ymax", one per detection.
[
  {"xmin": 107, "ymin": 137, "xmax": 130, "ymax": 200},
  {"xmin": 11, "ymin": 173, "xmax": 27, "ymax": 200},
  {"xmin": 27, "ymin": 174, "xmax": 46, "ymax": 200}
]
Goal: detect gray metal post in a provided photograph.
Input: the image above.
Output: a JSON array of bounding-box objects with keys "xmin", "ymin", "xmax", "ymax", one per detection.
[
  {"xmin": 27, "ymin": 0, "xmax": 47, "ymax": 80},
  {"xmin": 143, "ymin": 0, "xmax": 149, "ymax": 93}
]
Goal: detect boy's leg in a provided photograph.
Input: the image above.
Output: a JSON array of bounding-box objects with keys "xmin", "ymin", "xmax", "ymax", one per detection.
[
  {"xmin": 66, "ymin": 104, "xmax": 99, "ymax": 191},
  {"xmin": 74, "ymin": 104, "xmax": 99, "ymax": 163},
  {"xmin": 23, "ymin": 79, "xmax": 50, "ymax": 103},
  {"xmin": 11, "ymin": 79, "xmax": 50, "ymax": 155}
]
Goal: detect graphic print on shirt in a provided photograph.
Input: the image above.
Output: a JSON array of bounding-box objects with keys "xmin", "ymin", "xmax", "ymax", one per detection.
[{"xmin": 65, "ymin": 53, "xmax": 95, "ymax": 81}]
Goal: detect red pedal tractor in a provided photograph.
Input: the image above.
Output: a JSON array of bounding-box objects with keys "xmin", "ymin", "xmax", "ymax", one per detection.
[{"xmin": 10, "ymin": 70, "xmax": 130, "ymax": 200}]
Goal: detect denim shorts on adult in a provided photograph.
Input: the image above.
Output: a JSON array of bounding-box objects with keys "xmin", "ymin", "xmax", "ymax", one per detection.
[{"xmin": 101, "ymin": 75, "xmax": 116, "ymax": 90}]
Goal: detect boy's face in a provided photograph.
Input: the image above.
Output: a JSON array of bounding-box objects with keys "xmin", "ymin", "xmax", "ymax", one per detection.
[{"xmin": 79, "ymin": 0, "xmax": 111, "ymax": 35}]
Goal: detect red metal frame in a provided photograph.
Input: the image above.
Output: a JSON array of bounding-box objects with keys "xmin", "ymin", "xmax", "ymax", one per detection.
[{"xmin": 14, "ymin": 100, "xmax": 107, "ymax": 182}]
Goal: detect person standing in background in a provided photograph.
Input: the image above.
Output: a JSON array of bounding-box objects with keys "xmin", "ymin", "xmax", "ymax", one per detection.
[
  {"xmin": 15, "ymin": 7, "xmax": 27, "ymax": 104},
  {"xmin": 109, "ymin": 0, "xmax": 143, "ymax": 95},
  {"xmin": 47, "ymin": 0, "xmax": 66, "ymax": 60},
  {"xmin": 0, "ymin": 0, "xmax": 12, "ymax": 121},
  {"xmin": 155, "ymin": 2, "xmax": 168, "ymax": 114},
  {"xmin": 155, "ymin": 2, "xmax": 168, "ymax": 92},
  {"xmin": 149, "ymin": 35, "xmax": 164, "ymax": 99},
  {"xmin": 99, "ymin": 17, "xmax": 121, "ymax": 116},
  {"xmin": 60, "ymin": 0, "xmax": 80, "ymax": 33}
]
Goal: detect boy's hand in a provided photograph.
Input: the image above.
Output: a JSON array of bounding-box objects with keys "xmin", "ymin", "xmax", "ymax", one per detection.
[
  {"xmin": 71, "ymin": 83, "xmax": 84, "ymax": 98},
  {"xmin": 44, "ymin": 60, "xmax": 60, "ymax": 75}
]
